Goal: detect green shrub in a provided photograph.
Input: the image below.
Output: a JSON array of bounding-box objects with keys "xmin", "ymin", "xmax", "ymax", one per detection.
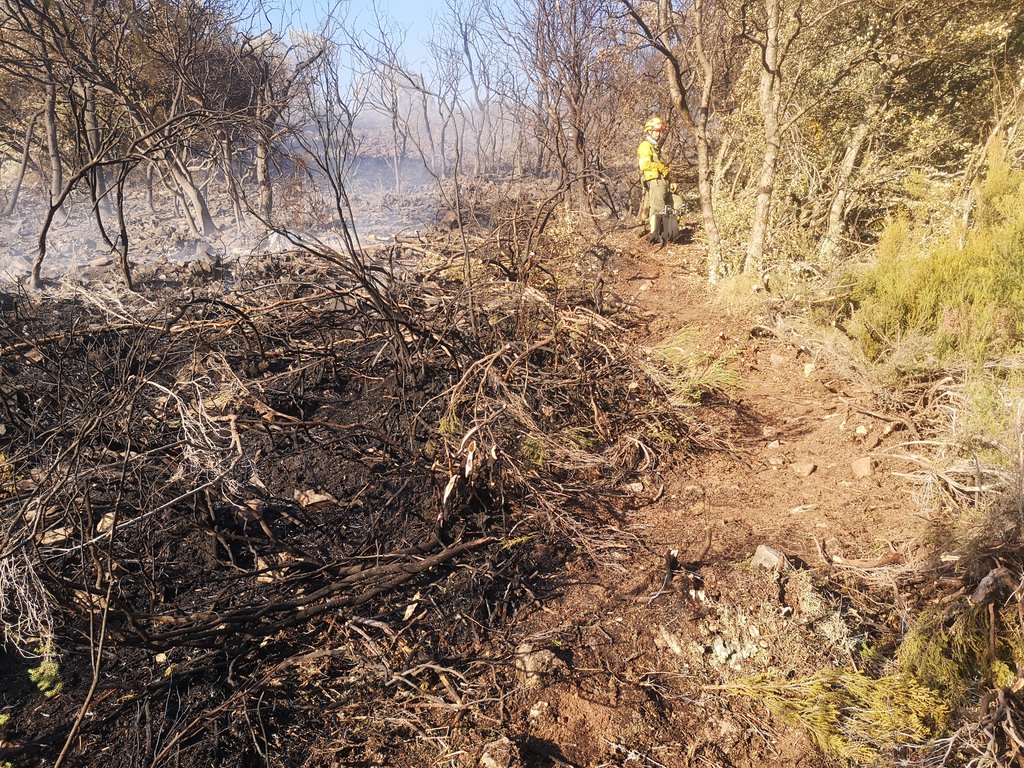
[
  {"xmin": 28, "ymin": 656, "xmax": 62, "ymax": 699},
  {"xmin": 898, "ymin": 601, "xmax": 1024, "ymax": 711},
  {"xmin": 726, "ymin": 669, "xmax": 949, "ymax": 765},
  {"xmin": 850, "ymin": 141, "xmax": 1024, "ymax": 370}
]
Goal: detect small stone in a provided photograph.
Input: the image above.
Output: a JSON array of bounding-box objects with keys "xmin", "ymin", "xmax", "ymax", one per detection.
[
  {"xmin": 769, "ymin": 353, "xmax": 788, "ymax": 367},
  {"xmin": 711, "ymin": 635, "xmax": 729, "ymax": 664},
  {"xmin": 766, "ymin": 440, "xmax": 781, "ymax": 450},
  {"xmin": 752, "ymin": 544, "xmax": 791, "ymax": 572},
  {"xmin": 514, "ymin": 643, "xmax": 566, "ymax": 689},
  {"xmin": 88, "ymin": 255, "xmax": 112, "ymax": 268},
  {"xmin": 479, "ymin": 736, "xmax": 521, "ymax": 768},
  {"xmin": 624, "ymin": 481, "xmax": 645, "ymax": 493},
  {"xmin": 851, "ymin": 456, "xmax": 873, "ymax": 478},
  {"xmin": 762, "ymin": 426, "xmax": 777, "ymax": 438},
  {"xmin": 768, "ymin": 455, "xmax": 786, "ymax": 467},
  {"xmin": 657, "ymin": 626, "xmax": 685, "ymax": 656},
  {"xmin": 528, "ymin": 700, "xmax": 552, "ymax": 722},
  {"xmin": 791, "ymin": 461, "xmax": 817, "ymax": 477}
]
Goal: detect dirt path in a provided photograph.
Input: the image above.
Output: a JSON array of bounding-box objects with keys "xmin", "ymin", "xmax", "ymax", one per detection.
[{"xmin": 493, "ymin": 239, "xmax": 924, "ymax": 768}]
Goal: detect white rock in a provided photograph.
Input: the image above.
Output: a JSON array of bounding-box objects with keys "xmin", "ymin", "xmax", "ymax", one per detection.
[
  {"xmin": 791, "ymin": 461, "xmax": 817, "ymax": 477},
  {"xmin": 656, "ymin": 626, "xmax": 685, "ymax": 656},
  {"xmin": 851, "ymin": 456, "xmax": 873, "ymax": 478},
  {"xmin": 479, "ymin": 736, "xmax": 520, "ymax": 768},
  {"xmin": 514, "ymin": 643, "xmax": 566, "ymax": 689},
  {"xmin": 751, "ymin": 544, "xmax": 791, "ymax": 572}
]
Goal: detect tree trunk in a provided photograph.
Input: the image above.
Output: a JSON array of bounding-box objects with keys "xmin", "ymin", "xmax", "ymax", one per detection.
[
  {"xmin": 3, "ymin": 110, "xmax": 41, "ymax": 217},
  {"xmin": 113, "ymin": 164, "xmax": 134, "ymax": 291},
  {"xmin": 221, "ymin": 134, "xmax": 243, "ymax": 230},
  {"xmin": 256, "ymin": 131, "xmax": 273, "ymax": 220},
  {"xmin": 818, "ymin": 115, "xmax": 872, "ymax": 262},
  {"xmin": 652, "ymin": 0, "xmax": 725, "ymax": 280},
  {"xmin": 167, "ymin": 151, "xmax": 215, "ymax": 236},
  {"xmin": 744, "ymin": 0, "xmax": 782, "ymax": 276},
  {"xmin": 694, "ymin": 128, "xmax": 724, "ymax": 281},
  {"xmin": 83, "ymin": 82, "xmax": 110, "ymax": 215},
  {"xmin": 43, "ymin": 79, "xmax": 62, "ymax": 203}
]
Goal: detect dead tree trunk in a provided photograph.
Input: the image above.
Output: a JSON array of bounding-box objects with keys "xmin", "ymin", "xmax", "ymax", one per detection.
[
  {"xmin": 166, "ymin": 150, "xmax": 216, "ymax": 236},
  {"xmin": 3, "ymin": 110, "xmax": 42, "ymax": 217},
  {"xmin": 43, "ymin": 77, "xmax": 63, "ymax": 204}
]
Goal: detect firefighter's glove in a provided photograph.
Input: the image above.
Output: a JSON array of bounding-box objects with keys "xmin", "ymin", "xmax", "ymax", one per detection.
[
  {"xmin": 657, "ymin": 162, "xmax": 670, "ymax": 178},
  {"xmin": 669, "ymin": 182, "xmax": 678, "ymax": 193}
]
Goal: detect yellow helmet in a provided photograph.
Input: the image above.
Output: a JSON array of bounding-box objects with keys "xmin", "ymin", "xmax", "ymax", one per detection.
[{"xmin": 644, "ymin": 116, "xmax": 665, "ymax": 133}]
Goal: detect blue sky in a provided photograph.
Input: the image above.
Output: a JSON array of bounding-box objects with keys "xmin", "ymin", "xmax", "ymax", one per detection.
[{"xmin": 283, "ymin": 0, "xmax": 446, "ymax": 67}]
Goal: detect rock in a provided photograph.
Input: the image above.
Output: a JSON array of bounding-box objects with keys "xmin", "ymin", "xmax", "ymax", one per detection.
[
  {"xmin": 514, "ymin": 642, "xmax": 566, "ymax": 689},
  {"xmin": 790, "ymin": 461, "xmax": 817, "ymax": 477},
  {"xmin": 478, "ymin": 736, "xmax": 521, "ymax": 768},
  {"xmin": 711, "ymin": 635, "xmax": 729, "ymax": 664},
  {"xmin": 655, "ymin": 626, "xmax": 685, "ymax": 656},
  {"xmin": 39, "ymin": 526, "xmax": 71, "ymax": 546},
  {"xmin": 87, "ymin": 255, "xmax": 112, "ymax": 268},
  {"xmin": 766, "ymin": 440, "xmax": 781, "ymax": 450},
  {"xmin": 851, "ymin": 456, "xmax": 873, "ymax": 478},
  {"xmin": 761, "ymin": 426, "xmax": 777, "ymax": 438},
  {"xmin": 624, "ymin": 481, "xmax": 645, "ymax": 493},
  {"xmin": 769, "ymin": 352, "xmax": 788, "ymax": 367},
  {"xmin": 751, "ymin": 544, "xmax": 791, "ymax": 572},
  {"xmin": 768, "ymin": 455, "xmax": 786, "ymax": 467},
  {"xmin": 528, "ymin": 700, "xmax": 552, "ymax": 723}
]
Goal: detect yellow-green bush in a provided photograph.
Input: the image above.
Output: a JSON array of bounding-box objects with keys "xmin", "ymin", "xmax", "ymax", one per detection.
[
  {"xmin": 652, "ymin": 328, "xmax": 741, "ymax": 404},
  {"xmin": 0, "ymin": 452, "xmax": 12, "ymax": 498},
  {"xmin": 726, "ymin": 669, "xmax": 949, "ymax": 765},
  {"xmin": 898, "ymin": 601, "xmax": 1024, "ymax": 711},
  {"xmin": 28, "ymin": 656, "xmax": 62, "ymax": 698},
  {"xmin": 728, "ymin": 589, "xmax": 1024, "ymax": 765},
  {"xmin": 850, "ymin": 141, "xmax": 1024, "ymax": 369}
]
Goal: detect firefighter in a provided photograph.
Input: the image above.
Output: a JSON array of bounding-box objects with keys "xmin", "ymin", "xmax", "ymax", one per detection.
[{"xmin": 637, "ymin": 116, "xmax": 673, "ymax": 245}]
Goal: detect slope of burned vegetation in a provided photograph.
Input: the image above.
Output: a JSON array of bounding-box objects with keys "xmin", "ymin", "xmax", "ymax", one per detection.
[{"xmin": 0, "ymin": 235, "xmax": 721, "ymax": 767}]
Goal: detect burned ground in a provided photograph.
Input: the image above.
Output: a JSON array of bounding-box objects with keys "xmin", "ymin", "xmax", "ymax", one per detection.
[{"xmin": 0, "ymin": 224, "xmax": 1018, "ymax": 768}]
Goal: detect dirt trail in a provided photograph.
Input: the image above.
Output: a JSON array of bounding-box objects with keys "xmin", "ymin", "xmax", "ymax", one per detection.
[{"xmin": 497, "ymin": 239, "xmax": 924, "ymax": 768}]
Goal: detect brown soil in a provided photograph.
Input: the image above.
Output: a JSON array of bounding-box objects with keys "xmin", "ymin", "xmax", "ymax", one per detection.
[{"xmin": 486, "ymin": 234, "xmax": 924, "ymax": 768}]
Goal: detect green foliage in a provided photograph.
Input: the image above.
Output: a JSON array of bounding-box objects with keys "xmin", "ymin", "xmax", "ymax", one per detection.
[
  {"xmin": 28, "ymin": 656, "xmax": 62, "ymax": 699},
  {"xmin": 898, "ymin": 601, "xmax": 1024, "ymax": 711},
  {"xmin": 728, "ymin": 588, "xmax": 1024, "ymax": 765},
  {"xmin": 0, "ymin": 452, "xmax": 12, "ymax": 498},
  {"xmin": 726, "ymin": 669, "xmax": 949, "ymax": 765},
  {"xmin": 850, "ymin": 142, "xmax": 1024, "ymax": 370}
]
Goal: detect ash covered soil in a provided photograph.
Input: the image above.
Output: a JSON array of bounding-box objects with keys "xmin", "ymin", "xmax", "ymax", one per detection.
[{"xmin": 0, "ymin": 217, "xmax": 933, "ymax": 768}]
